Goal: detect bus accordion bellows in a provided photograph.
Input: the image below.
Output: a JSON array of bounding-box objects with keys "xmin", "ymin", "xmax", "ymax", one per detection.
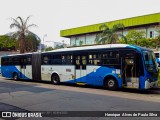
[{"xmin": 1, "ymin": 44, "xmax": 159, "ymax": 90}]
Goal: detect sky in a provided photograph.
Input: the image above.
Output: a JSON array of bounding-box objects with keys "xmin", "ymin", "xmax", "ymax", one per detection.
[{"xmin": 0, "ymin": 0, "xmax": 159, "ymax": 46}]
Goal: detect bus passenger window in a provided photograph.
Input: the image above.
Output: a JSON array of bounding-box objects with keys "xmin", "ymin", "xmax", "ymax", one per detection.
[
  {"xmin": 155, "ymin": 53, "xmax": 159, "ymax": 58},
  {"xmin": 82, "ymin": 56, "xmax": 86, "ymax": 65},
  {"xmin": 43, "ymin": 56, "xmax": 48, "ymax": 64},
  {"xmin": 88, "ymin": 53, "xmax": 101, "ymax": 65},
  {"xmin": 27, "ymin": 57, "xmax": 31, "ymax": 65},
  {"xmin": 62, "ymin": 56, "xmax": 66, "ymax": 64},
  {"xmin": 76, "ymin": 58, "xmax": 80, "ymax": 65}
]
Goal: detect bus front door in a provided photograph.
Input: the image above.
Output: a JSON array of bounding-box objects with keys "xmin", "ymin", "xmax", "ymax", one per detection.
[
  {"xmin": 122, "ymin": 57, "xmax": 139, "ymax": 88},
  {"xmin": 75, "ymin": 55, "xmax": 87, "ymax": 84}
]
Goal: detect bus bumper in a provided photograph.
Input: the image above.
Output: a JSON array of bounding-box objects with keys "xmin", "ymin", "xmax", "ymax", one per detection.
[{"xmin": 145, "ymin": 80, "xmax": 158, "ymax": 89}]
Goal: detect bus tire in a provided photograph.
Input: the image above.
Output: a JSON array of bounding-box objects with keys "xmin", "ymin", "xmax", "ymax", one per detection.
[
  {"xmin": 105, "ymin": 77, "xmax": 118, "ymax": 90},
  {"xmin": 51, "ymin": 74, "xmax": 60, "ymax": 85},
  {"xmin": 13, "ymin": 73, "xmax": 18, "ymax": 81}
]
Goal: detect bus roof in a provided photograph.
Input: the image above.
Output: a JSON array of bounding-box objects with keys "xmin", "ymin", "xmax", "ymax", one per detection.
[
  {"xmin": 1, "ymin": 44, "xmax": 152, "ymax": 57},
  {"xmin": 44, "ymin": 44, "xmax": 149, "ymax": 53},
  {"xmin": 1, "ymin": 52, "xmax": 32, "ymax": 57}
]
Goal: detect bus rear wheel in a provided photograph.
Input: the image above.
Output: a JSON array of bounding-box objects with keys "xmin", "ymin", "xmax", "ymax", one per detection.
[
  {"xmin": 13, "ymin": 73, "xmax": 18, "ymax": 81},
  {"xmin": 105, "ymin": 78, "xmax": 118, "ymax": 90},
  {"xmin": 51, "ymin": 74, "xmax": 60, "ymax": 85}
]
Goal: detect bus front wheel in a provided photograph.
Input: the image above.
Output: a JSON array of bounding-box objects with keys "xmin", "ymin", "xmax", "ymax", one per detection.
[
  {"xmin": 51, "ymin": 74, "xmax": 60, "ymax": 85},
  {"xmin": 105, "ymin": 78, "xmax": 118, "ymax": 90},
  {"xmin": 13, "ymin": 73, "xmax": 18, "ymax": 81}
]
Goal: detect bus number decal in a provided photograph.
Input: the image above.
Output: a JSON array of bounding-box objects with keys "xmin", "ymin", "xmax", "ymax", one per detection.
[{"xmin": 66, "ymin": 69, "xmax": 71, "ymax": 72}]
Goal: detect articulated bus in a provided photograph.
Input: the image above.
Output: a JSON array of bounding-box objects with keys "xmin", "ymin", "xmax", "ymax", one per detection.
[{"xmin": 1, "ymin": 44, "xmax": 159, "ymax": 90}]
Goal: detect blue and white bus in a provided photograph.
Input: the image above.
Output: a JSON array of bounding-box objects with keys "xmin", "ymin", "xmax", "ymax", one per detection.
[{"xmin": 1, "ymin": 44, "xmax": 159, "ymax": 90}]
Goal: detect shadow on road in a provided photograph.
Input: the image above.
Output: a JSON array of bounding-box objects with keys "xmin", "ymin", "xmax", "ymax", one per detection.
[
  {"xmin": 2, "ymin": 78, "xmax": 160, "ymax": 95},
  {"xmin": 0, "ymin": 79, "xmax": 54, "ymax": 94}
]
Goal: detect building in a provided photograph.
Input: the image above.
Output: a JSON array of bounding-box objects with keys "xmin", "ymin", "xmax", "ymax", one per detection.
[
  {"xmin": 60, "ymin": 13, "xmax": 160, "ymax": 46},
  {"xmin": 54, "ymin": 42, "xmax": 63, "ymax": 48},
  {"xmin": 54, "ymin": 42, "xmax": 68, "ymax": 48}
]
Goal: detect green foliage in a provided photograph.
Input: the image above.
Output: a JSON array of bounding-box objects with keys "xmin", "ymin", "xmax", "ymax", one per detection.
[
  {"xmin": 125, "ymin": 30, "xmax": 146, "ymax": 45},
  {"xmin": 45, "ymin": 47, "xmax": 55, "ymax": 51},
  {"xmin": 119, "ymin": 29, "xmax": 160, "ymax": 49},
  {"xmin": 55, "ymin": 45, "xmax": 64, "ymax": 49},
  {"xmin": 0, "ymin": 35, "xmax": 16, "ymax": 51},
  {"xmin": 25, "ymin": 33, "xmax": 40, "ymax": 52},
  {"xmin": 95, "ymin": 23, "xmax": 126, "ymax": 44},
  {"xmin": 79, "ymin": 41, "xmax": 83, "ymax": 46},
  {"xmin": 155, "ymin": 25, "xmax": 160, "ymax": 48}
]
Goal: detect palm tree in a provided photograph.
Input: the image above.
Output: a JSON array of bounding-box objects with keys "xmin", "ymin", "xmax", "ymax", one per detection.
[
  {"xmin": 95, "ymin": 23, "xmax": 127, "ymax": 44},
  {"xmin": 10, "ymin": 16, "xmax": 37, "ymax": 53}
]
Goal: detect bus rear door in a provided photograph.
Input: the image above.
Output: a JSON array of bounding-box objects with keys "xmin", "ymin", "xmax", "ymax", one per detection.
[{"xmin": 75, "ymin": 55, "xmax": 87, "ymax": 84}]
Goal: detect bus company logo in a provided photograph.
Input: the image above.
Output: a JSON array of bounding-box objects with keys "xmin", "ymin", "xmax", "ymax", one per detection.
[
  {"xmin": 2, "ymin": 112, "xmax": 11, "ymax": 117},
  {"xmin": 1, "ymin": 112, "xmax": 42, "ymax": 118}
]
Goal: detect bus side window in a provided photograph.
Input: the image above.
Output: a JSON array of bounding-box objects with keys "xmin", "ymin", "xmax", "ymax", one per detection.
[
  {"xmin": 22, "ymin": 58, "xmax": 27, "ymax": 65},
  {"xmin": 65, "ymin": 55, "xmax": 73, "ymax": 65},
  {"xmin": 52, "ymin": 55, "xmax": 62, "ymax": 65},
  {"xmin": 76, "ymin": 56, "xmax": 80, "ymax": 65},
  {"xmin": 43, "ymin": 56, "xmax": 49, "ymax": 65},
  {"xmin": 62, "ymin": 55, "xmax": 66, "ymax": 64},
  {"xmin": 102, "ymin": 51, "xmax": 119, "ymax": 65},
  {"xmin": 88, "ymin": 53, "xmax": 101, "ymax": 65},
  {"xmin": 82, "ymin": 56, "xmax": 86, "ymax": 65},
  {"xmin": 27, "ymin": 57, "xmax": 31, "ymax": 65},
  {"xmin": 2, "ymin": 58, "xmax": 8, "ymax": 66},
  {"xmin": 42, "ymin": 54, "xmax": 53, "ymax": 65},
  {"xmin": 12, "ymin": 57, "xmax": 18, "ymax": 65},
  {"xmin": 155, "ymin": 53, "xmax": 159, "ymax": 58}
]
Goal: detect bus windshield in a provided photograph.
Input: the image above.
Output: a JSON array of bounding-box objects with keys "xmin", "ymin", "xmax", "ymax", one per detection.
[{"xmin": 143, "ymin": 51, "xmax": 158, "ymax": 72}]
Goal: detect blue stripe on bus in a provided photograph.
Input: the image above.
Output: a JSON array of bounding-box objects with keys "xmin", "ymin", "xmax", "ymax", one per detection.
[
  {"xmin": 1, "ymin": 66, "xmax": 31, "ymax": 80},
  {"xmin": 65, "ymin": 66, "xmax": 123, "ymax": 88},
  {"xmin": 139, "ymin": 76, "xmax": 146, "ymax": 89}
]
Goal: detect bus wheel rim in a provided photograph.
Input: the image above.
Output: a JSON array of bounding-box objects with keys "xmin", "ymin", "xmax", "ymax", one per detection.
[
  {"xmin": 53, "ymin": 76, "xmax": 58, "ymax": 83},
  {"xmin": 14, "ymin": 74, "xmax": 17, "ymax": 80},
  {"xmin": 108, "ymin": 79, "xmax": 114, "ymax": 87}
]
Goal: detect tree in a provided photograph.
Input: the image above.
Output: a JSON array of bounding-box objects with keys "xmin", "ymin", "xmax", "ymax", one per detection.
[
  {"xmin": 9, "ymin": 16, "xmax": 38, "ymax": 53},
  {"xmin": 0, "ymin": 35, "xmax": 16, "ymax": 51},
  {"xmin": 125, "ymin": 30, "xmax": 146, "ymax": 45},
  {"xmin": 55, "ymin": 44, "xmax": 64, "ymax": 49},
  {"xmin": 45, "ymin": 47, "xmax": 54, "ymax": 51},
  {"xmin": 79, "ymin": 40, "xmax": 83, "ymax": 46},
  {"xmin": 25, "ymin": 33, "xmax": 40, "ymax": 52},
  {"xmin": 155, "ymin": 25, "xmax": 160, "ymax": 49},
  {"xmin": 95, "ymin": 23, "xmax": 126, "ymax": 44}
]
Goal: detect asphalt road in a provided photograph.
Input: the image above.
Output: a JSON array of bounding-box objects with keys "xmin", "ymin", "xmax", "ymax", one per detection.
[{"xmin": 0, "ymin": 77, "xmax": 160, "ymax": 120}]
